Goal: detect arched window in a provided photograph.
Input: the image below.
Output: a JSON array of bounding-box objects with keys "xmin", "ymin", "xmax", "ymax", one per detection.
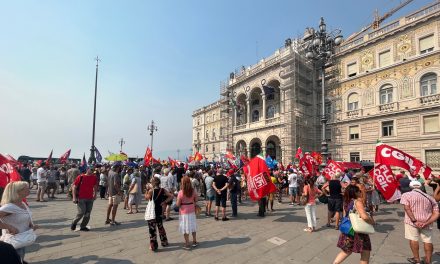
[
  {"xmin": 380, "ymin": 84, "xmax": 393, "ymax": 104},
  {"xmin": 347, "ymin": 93, "xmax": 359, "ymax": 110},
  {"xmin": 212, "ymin": 114, "xmax": 216, "ymax": 121},
  {"xmin": 267, "ymin": 105, "xmax": 275, "ymax": 118},
  {"xmin": 266, "ymin": 105, "xmax": 275, "ymax": 118},
  {"xmin": 421, "ymin": 73, "xmax": 437, "ymax": 96},
  {"xmin": 252, "ymin": 110, "xmax": 259, "ymax": 122},
  {"xmin": 252, "ymin": 99, "xmax": 260, "ymax": 106}
]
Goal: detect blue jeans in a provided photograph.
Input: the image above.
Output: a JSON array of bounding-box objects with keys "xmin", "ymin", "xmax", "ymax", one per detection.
[{"xmin": 230, "ymin": 192, "xmax": 238, "ymax": 216}]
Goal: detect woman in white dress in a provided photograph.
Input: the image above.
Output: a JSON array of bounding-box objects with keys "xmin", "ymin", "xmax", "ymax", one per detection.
[
  {"xmin": 0, "ymin": 181, "xmax": 38, "ymax": 263},
  {"xmin": 176, "ymin": 176, "xmax": 198, "ymax": 249}
]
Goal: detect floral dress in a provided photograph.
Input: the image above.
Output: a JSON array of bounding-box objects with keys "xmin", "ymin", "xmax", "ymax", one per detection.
[{"xmin": 337, "ymin": 200, "xmax": 372, "ymax": 253}]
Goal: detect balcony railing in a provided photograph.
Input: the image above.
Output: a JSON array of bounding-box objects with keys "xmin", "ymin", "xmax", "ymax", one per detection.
[
  {"xmin": 346, "ymin": 109, "xmax": 361, "ymax": 118},
  {"xmin": 420, "ymin": 94, "xmax": 440, "ymax": 104},
  {"xmin": 265, "ymin": 117, "xmax": 281, "ymax": 125},
  {"xmin": 236, "ymin": 124, "xmax": 246, "ymax": 130},
  {"xmin": 379, "ymin": 102, "xmax": 398, "ymax": 112}
]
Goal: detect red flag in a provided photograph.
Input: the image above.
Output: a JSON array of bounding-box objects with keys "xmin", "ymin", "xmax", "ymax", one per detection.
[
  {"xmin": 295, "ymin": 147, "xmax": 303, "ymax": 159},
  {"xmin": 194, "ymin": 152, "xmax": 203, "ymax": 161},
  {"xmin": 311, "ymin": 152, "xmax": 323, "ymax": 165},
  {"xmin": 0, "ymin": 154, "xmax": 23, "ymax": 187},
  {"xmin": 240, "ymin": 155, "xmax": 250, "ymax": 166},
  {"xmin": 152, "ymin": 157, "xmax": 161, "ymax": 164},
  {"xmin": 322, "ymin": 160, "xmax": 346, "ymax": 180},
  {"xmin": 225, "ymin": 151, "xmax": 236, "ymax": 160},
  {"xmin": 245, "ymin": 155, "xmax": 277, "ymax": 201},
  {"xmin": 370, "ymin": 164, "xmax": 401, "ymax": 202},
  {"xmin": 59, "ymin": 149, "xmax": 71, "ymax": 164},
  {"xmin": 227, "ymin": 160, "xmax": 238, "ymax": 170},
  {"xmin": 144, "ymin": 147, "xmax": 152, "ymax": 166},
  {"xmin": 299, "ymin": 153, "xmax": 319, "ymax": 177},
  {"xmin": 168, "ymin": 157, "xmax": 176, "ymax": 167},
  {"xmin": 375, "ymin": 144, "xmax": 432, "ymax": 179},
  {"xmin": 188, "ymin": 155, "xmax": 194, "ymax": 163},
  {"xmin": 45, "ymin": 150, "xmax": 53, "ymax": 165}
]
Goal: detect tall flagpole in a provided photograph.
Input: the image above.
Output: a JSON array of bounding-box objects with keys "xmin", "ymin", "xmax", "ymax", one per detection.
[{"xmin": 89, "ymin": 56, "xmax": 100, "ymax": 164}]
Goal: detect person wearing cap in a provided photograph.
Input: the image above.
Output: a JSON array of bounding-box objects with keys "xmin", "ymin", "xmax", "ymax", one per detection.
[{"xmin": 400, "ymin": 180, "xmax": 439, "ymax": 264}]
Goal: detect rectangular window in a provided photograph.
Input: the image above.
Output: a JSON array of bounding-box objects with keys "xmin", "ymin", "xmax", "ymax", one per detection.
[
  {"xmin": 347, "ymin": 62, "xmax": 357, "ymax": 77},
  {"xmin": 382, "ymin": 121, "xmax": 394, "ymax": 137},
  {"xmin": 349, "ymin": 125, "xmax": 359, "ymax": 140},
  {"xmin": 426, "ymin": 150, "xmax": 440, "ymax": 168},
  {"xmin": 423, "ymin": 115, "xmax": 440, "ymax": 133},
  {"xmin": 379, "ymin": 50, "xmax": 391, "ymax": 67},
  {"xmin": 350, "ymin": 152, "xmax": 360, "ymax": 162},
  {"xmin": 420, "ymin": 35, "xmax": 434, "ymax": 54},
  {"xmin": 326, "ymin": 128, "xmax": 332, "ymax": 142}
]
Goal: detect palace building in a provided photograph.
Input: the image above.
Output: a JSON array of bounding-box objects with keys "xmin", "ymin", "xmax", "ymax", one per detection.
[{"xmin": 193, "ymin": 1, "xmax": 440, "ymax": 172}]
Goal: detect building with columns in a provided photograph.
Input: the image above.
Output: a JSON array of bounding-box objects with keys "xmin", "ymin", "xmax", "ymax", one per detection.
[{"xmin": 327, "ymin": 1, "xmax": 440, "ymax": 171}]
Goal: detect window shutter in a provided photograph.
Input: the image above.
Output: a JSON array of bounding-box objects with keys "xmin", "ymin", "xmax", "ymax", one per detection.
[
  {"xmin": 420, "ymin": 35, "xmax": 434, "ymax": 52},
  {"xmin": 347, "ymin": 63, "xmax": 357, "ymax": 76},
  {"xmin": 424, "ymin": 115, "xmax": 439, "ymax": 133},
  {"xmin": 379, "ymin": 50, "xmax": 391, "ymax": 67}
]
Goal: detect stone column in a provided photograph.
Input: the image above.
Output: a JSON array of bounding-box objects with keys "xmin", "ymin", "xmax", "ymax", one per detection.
[
  {"xmin": 246, "ymin": 99, "xmax": 250, "ymax": 125},
  {"xmin": 262, "ymin": 94, "xmax": 266, "ymax": 120}
]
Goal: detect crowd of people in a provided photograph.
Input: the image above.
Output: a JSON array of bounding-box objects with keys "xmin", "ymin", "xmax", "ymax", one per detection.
[{"xmin": 0, "ymin": 161, "xmax": 440, "ymax": 264}]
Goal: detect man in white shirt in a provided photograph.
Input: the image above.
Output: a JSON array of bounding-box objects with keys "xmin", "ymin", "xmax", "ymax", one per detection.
[
  {"xmin": 288, "ymin": 169, "xmax": 298, "ymax": 205},
  {"xmin": 160, "ymin": 168, "xmax": 175, "ymax": 221},
  {"xmin": 36, "ymin": 162, "xmax": 48, "ymax": 202}
]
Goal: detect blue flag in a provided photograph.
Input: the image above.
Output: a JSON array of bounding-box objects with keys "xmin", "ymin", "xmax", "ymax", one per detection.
[
  {"xmin": 265, "ymin": 155, "xmax": 277, "ymax": 169},
  {"xmin": 80, "ymin": 153, "xmax": 87, "ymax": 172},
  {"xmin": 95, "ymin": 148, "xmax": 102, "ymax": 163}
]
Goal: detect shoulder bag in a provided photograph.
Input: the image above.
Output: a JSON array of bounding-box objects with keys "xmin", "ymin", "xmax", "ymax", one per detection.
[
  {"xmin": 349, "ymin": 202, "xmax": 375, "ymax": 235},
  {"xmin": 144, "ymin": 188, "xmax": 162, "ymax": 221},
  {"xmin": 1, "ymin": 204, "xmax": 37, "ymax": 249},
  {"xmin": 339, "ymin": 202, "xmax": 355, "ymax": 236},
  {"xmin": 300, "ymin": 185, "xmax": 309, "ymax": 206}
]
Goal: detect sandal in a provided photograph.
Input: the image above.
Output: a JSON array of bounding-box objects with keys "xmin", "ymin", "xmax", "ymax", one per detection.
[{"xmin": 407, "ymin": 257, "xmax": 422, "ymax": 264}]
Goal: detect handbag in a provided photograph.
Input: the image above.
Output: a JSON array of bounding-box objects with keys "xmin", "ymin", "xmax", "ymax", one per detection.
[
  {"xmin": 299, "ymin": 185, "xmax": 309, "ymax": 206},
  {"xmin": 144, "ymin": 188, "xmax": 162, "ymax": 221},
  {"xmin": 339, "ymin": 203, "xmax": 355, "ymax": 236},
  {"xmin": 349, "ymin": 202, "xmax": 375, "ymax": 235},
  {"xmin": 2, "ymin": 204, "xmax": 37, "ymax": 249},
  {"xmin": 129, "ymin": 183, "xmax": 138, "ymax": 194}
]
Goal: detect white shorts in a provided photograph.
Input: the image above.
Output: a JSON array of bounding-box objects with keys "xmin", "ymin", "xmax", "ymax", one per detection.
[{"xmin": 405, "ymin": 223, "xmax": 432, "ymax": 243}]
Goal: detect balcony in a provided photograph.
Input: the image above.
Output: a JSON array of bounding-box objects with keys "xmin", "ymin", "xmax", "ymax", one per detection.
[
  {"xmin": 346, "ymin": 109, "xmax": 361, "ymax": 118},
  {"xmin": 379, "ymin": 102, "xmax": 398, "ymax": 112},
  {"xmin": 249, "ymin": 120, "xmax": 265, "ymax": 129},
  {"xmin": 420, "ymin": 94, "xmax": 440, "ymax": 104},
  {"xmin": 236, "ymin": 124, "xmax": 246, "ymax": 130},
  {"xmin": 265, "ymin": 117, "xmax": 281, "ymax": 125}
]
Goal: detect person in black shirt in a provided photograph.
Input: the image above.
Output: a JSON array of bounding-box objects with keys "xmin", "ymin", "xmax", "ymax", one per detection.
[
  {"xmin": 145, "ymin": 177, "xmax": 173, "ymax": 251},
  {"xmin": 322, "ymin": 172, "xmax": 343, "ymax": 229},
  {"xmin": 19, "ymin": 163, "xmax": 32, "ymax": 184},
  {"xmin": 213, "ymin": 169, "xmax": 229, "ymax": 221},
  {"xmin": 175, "ymin": 164, "xmax": 185, "ymax": 190},
  {"xmin": 228, "ymin": 170, "xmax": 239, "ymax": 217}
]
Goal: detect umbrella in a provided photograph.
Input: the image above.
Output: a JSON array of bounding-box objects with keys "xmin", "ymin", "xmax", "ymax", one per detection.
[{"xmin": 105, "ymin": 153, "xmax": 128, "ymax": 162}]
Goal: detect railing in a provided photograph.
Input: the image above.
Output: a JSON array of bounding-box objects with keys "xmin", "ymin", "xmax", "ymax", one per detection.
[
  {"xmin": 346, "ymin": 109, "xmax": 361, "ymax": 118},
  {"xmin": 265, "ymin": 117, "xmax": 281, "ymax": 125},
  {"xmin": 249, "ymin": 64, "xmax": 262, "ymax": 75},
  {"xmin": 339, "ymin": 2, "xmax": 440, "ymax": 53},
  {"xmin": 420, "ymin": 94, "xmax": 440, "ymax": 104},
  {"xmin": 236, "ymin": 124, "xmax": 246, "ymax": 130},
  {"xmin": 379, "ymin": 102, "xmax": 397, "ymax": 112},
  {"xmin": 249, "ymin": 120, "xmax": 265, "ymax": 129},
  {"xmin": 368, "ymin": 21, "xmax": 400, "ymax": 39}
]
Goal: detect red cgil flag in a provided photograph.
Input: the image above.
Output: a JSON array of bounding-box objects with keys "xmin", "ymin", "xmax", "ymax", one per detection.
[
  {"xmin": 369, "ymin": 164, "xmax": 401, "ymax": 202},
  {"xmin": 322, "ymin": 160, "xmax": 346, "ymax": 180},
  {"xmin": 59, "ymin": 149, "xmax": 71, "ymax": 164},
  {"xmin": 0, "ymin": 154, "xmax": 23, "ymax": 188},
  {"xmin": 245, "ymin": 154, "xmax": 277, "ymax": 201}
]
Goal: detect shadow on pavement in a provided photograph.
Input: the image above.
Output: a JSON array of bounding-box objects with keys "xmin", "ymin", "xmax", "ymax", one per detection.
[
  {"xmin": 31, "ymin": 255, "xmax": 134, "ymax": 264},
  {"xmin": 197, "ymin": 236, "xmax": 251, "ymax": 248},
  {"xmin": 273, "ymin": 214, "xmax": 307, "ymax": 223},
  {"xmin": 34, "ymin": 217, "xmax": 70, "ymax": 224},
  {"xmin": 374, "ymin": 223, "xmax": 395, "ymax": 233},
  {"xmin": 91, "ymin": 219, "xmax": 146, "ymax": 232}
]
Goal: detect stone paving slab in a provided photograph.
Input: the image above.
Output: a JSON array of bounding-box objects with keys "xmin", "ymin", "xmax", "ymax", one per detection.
[{"xmin": 23, "ymin": 189, "xmax": 440, "ymax": 264}]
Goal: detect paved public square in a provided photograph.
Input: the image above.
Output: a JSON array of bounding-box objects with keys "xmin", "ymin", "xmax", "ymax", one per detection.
[{"xmin": 25, "ymin": 189, "xmax": 440, "ymax": 264}]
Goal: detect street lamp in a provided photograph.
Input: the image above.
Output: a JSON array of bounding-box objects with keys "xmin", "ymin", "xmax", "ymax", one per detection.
[
  {"xmin": 88, "ymin": 56, "xmax": 101, "ymax": 164},
  {"xmin": 303, "ymin": 17, "xmax": 343, "ymax": 166},
  {"xmin": 119, "ymin": 138, "xmax": 125, "ymax": 152},
  {"xmin": 147, "ymin": 120, "xmax": 158, "ymax": 155}
]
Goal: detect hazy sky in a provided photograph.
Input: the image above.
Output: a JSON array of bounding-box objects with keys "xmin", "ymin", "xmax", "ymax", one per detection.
[{"xmin": 0, "ymin": 0, "xmax": 433, "ymax": 160}]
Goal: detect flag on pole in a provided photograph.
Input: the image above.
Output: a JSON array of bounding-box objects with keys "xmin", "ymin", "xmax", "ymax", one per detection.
[
  {"xmin": 245, "ymin": 154, "xmax": 277, "ymax": 201},
  {"xmin": 144, "ymin": 147, "xmax": 152, "ymax": 166},
  {"xmin": 295, "ymin": 147, "xmax": 303, "ymax": 159},
  {"xmin": 225, "ymin": 151, "xmax": 236, "ymax": 160},
  {"xmin": 80, "ymin": 153, "xmax": 87, "ymax": 172},
  {"xmin": 95, "ymin": 148, "xmax": 102, "ymax": 163},
  {"xmin": 59, "ymin": 149, "xmax": 71, "ymax": 164},
  {"xmin": 45, "ymin": 150, "xmax": 53, "ymax": 165}
]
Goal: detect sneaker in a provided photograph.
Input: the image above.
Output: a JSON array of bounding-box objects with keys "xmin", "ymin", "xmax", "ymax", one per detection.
[
  {"xmin": 110, "ymin": 221, "xmax": 121, "ymax": 226},
  {"xmin": 79, "ymin": 227, "xmax": 90, "ymax": 231},
  {"xmin": 70, "ymin": 223, "xmax": 77, "ymax": 231},
  {"xmin": 105, "ymin": 219, "xmax": 111, "ymax": 225}
]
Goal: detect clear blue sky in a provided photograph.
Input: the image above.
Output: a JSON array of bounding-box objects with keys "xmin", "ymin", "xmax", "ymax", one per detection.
[{"xmin": 0, "ymin": 0, "xmax": 433, "ymax": 160}]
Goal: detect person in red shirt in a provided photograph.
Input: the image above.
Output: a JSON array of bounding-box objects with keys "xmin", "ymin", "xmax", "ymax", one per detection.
[{"xmin": 70, "ymin": 167, "xmax": 98, "ymax": 231}]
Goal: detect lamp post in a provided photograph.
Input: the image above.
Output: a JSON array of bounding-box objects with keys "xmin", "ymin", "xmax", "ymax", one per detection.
[
  {"xmin": 194, "ymin": 140, "xmax": 201, "ymax": 153},
  {"xmin": 303, "ymin": 17, "xmax": 343, "ymax": 166},
  {"xmin": 148, "ymin": 120, "xmax": 158, "ymax": 156},
  {"xmin": 119, "ymin": 138, "xmax": 125, "ymax": 152},
  {"xmin": 88, "ymin": 56, "xmax": 101, "ymax": 164}
]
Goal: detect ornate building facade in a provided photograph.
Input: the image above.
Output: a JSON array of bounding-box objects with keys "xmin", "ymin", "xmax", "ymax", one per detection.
[{"xmin": 327, "ymin": 1, "xmax": 440, "ymax": 171}]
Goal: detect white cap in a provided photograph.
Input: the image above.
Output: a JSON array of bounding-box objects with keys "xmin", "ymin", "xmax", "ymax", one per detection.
[{"xmin": 409, "ymin": 181, "xmax": 422, "ymax": 188}]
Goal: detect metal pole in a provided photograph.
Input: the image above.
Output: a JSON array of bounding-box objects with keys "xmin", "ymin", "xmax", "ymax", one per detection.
[
  {"xmin": 89, "ymin": 56, "xmax": 100, "ymax": 164},
  {"xmin": 321, "ymin": 66, "xmax": 328, "ymax": 166}
]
